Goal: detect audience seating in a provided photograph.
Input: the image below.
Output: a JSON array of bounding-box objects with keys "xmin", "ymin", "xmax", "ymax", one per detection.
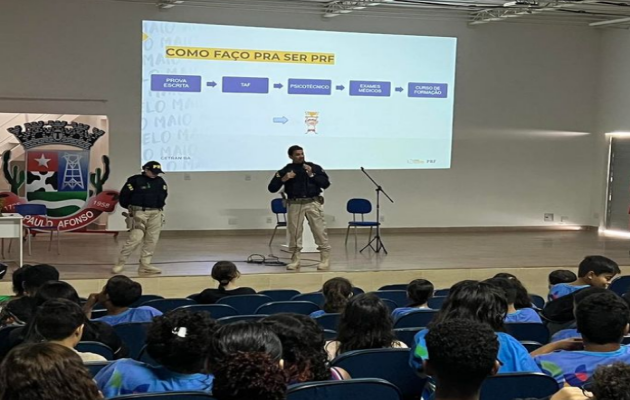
[
  {"xmin": 175, "ymin": 304, "xmax": 239, "ymax": 319},
  {"xmin": 529, "ymin": 294, "xmax": 545, "ymax": 309},
  {"xmin": 373, "ymin": 290, "xmax": 408, "ymax": 308},
  {"xmin": 378, "ymin": 284, "xmax": 407, "ymax": 291},
  {"xmin": 142, "ymin": 298, "xmax": 196, "ymax": 314},
  {"xmin": 288, "ymin": 378, "xmax": 402, "ymax": 400},
  {"xmin": 259, "ymin": 289, "xmax": 301, "ymax": 302},
  {"xmin": 480, "ymin": 373, "xmax": 558, "ymax": 400},
  {"xmin": 186, "ymin": 293, "xmax": 199, "ymax": 301},
  {"xmin": 76, "ymin": 341, "xmax": 115, "ymax": 360},
  {"xmin": 269, "ymin": 198, "xmax": 288, "ymax": 246},
  {"xmin": 137, "ymin": 345, "xmax": 159, "ymax": 366},
  {"xmin": 393, "ymin": 327, "xmax": 423, "ymax": 348},
  {"xmin": 255, "ymin": 301, "xmax": 320, "ymax": 315},
  {"xmin": 427, "ymin": 296, "xmax": 446, "ymax": 309},
  {"xmin": 113, "ymin": 322, "xmax": 151, "ymax": 359},
  {"xmin": 109, "ymin": 393, "xmax": 217, "ymax": 400},
  {"xmin": 85, "ymin": 361, "xmax": 111, "ymax": 377},
  {"xmin": 90, "ymin": 309, "xmax": 108, "ymax": 319},
  {"xmin": 0, "ymin": 325, "xmax": 21, "ymax": 356},
  {"xmin": 323, "ymin": 329, "xmax": 337, "ymax": 340},
  {"xmin": 434, "ymin": 289, "xmax": 450, "ymax": 297},
  {"xmin": 216, "ymin": 294, "xmax": 273, "ymax": 315},
  {"xmin": 610, "ymin": 275, "xmax": 630, "ymax": 296},
  {"xmin": 519, "ymin": 341, "xmax": 543, "ymax": 352},
  {"xmin": 314, "ymin": 313, "xmax": 340, "ymax": 331},
  {"xmin": 132, "ymin": 294, "xmax": 165, "ymax": 308},
  {"xmin": 292, "ymin": 292, "xmax": 324, "ymax": 306},
  {"xmin": 622, "ymin": 336, "xmax": 630, "ymax": 345},
  {"xmin": 393, "ymin": 310, "xmax": 438, "ymax": 329},
  {"xmin": 505, "ymin": 323, "xmax": 550, "ymax": 345},
  {"xmin": 381, "ymin": 298, "xmax": 398, "ymax": 312},
  {"xmin": 217, "ymin": 315, "xmax": 268, "ymax": 324},
  {"xmin": 352, "ymin": 287, "xmax": 365, "ymax": 295},
  {"xmin": 331, "ymin": 348, "xmax": 428, "ymax": 399}
]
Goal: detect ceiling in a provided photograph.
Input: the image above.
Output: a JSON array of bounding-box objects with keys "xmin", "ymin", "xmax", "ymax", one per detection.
[{"xmin": 98, "ymin": 0, "xmax": 630, "ymax": 27}]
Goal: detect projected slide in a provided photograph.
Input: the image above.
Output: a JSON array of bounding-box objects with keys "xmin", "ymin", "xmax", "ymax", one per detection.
[{"xmin": 142, "ymin": 21, "xmax": 457, "ymax": 171}]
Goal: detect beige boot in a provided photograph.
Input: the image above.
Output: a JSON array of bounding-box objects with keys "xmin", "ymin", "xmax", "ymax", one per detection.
[
  {"xmin": 286, "ymin": 252, "xmax": 301, "ymax": 271},
  {"xmin": 138, "ymin": 264, "xmax": 162, "ymax": 274},
  {"xmin": 112, "ymin": 264, "xmax": 125, "ymax": 274},
  {"xmin": 317, "ymin": 250, "xmax": 331, "ymax": 271}
]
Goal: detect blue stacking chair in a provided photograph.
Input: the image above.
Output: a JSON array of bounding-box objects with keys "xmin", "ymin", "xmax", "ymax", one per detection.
[
  {"xmin": 381, "ymin": 298, "xmax": 398, "ymax": 312},
  {"xmin": 137, "ymin": 344, "xmax": 159, "ymax": 366},
  {"xmin": 292, "ymin": 292, "xmax": 324, "ymax": 306},
  {"xmin": 480, "ymin": 373, "xmax": 558, "ymax": 400},
  {"xmin": 434, "ymin": 288, "xmax": 450, "ymax": 297},
  {"xmin": 378, "ymin": 284, "xmax": 408, "ymax": 291},
  {"xmin": 134, "ymin": 295, "xmax": 165, "ymax": 307},
  {"xmin": 269, "ymin": 198, "xmax": 288, "ymax": 246},
  {"xmin": 216, "ymin": 294, "xmax": 273, "ymax": 315},
  {"xmin": 393, "ymin": 310, "xmax": 437, "ymax": 329},
  {"xmin": 505, "ymin": 323, "xmax": 550, "ymax": 345},
  {"xmin": 345, "ymin": 198, "xmax": 380, "ymax": 246},
  {"xmin": 520, "ymin": 341, "xmax": 543, "ymax": 352},
  {"xmin": 428, "ymin": 296, "xmax": 447, "ymax": 309},
  {"xmin": 529, "ymin": 294, "xmax": 545, "ymax": 309},
  {"xmin": 255, "ymin": 301, "xmax": 319, "ymax": 315},
  {"xmin": 394, "ymin": 327, "xmax": 423, "ymax": 348},
  {"xmin": 288, "ymin": 378, "xmax": 402, "ymax": 400},
  {"xmin": 352, "ymin": 287, "xmax": 365, "ymax": 295},
  {"xmin": 217, "ymin": 314, "xmax": 268, "ymax": 324},
  {"xmin": 109, "ymin": 393, "xmax": 217, "ymax": 400},
  {"xmin": 323, "ymin": 329, "xmax": 337, "ymax": 340},
  {"xmin": 142, "ymin": 298, "xmax": 196, "ymax": 313},
  {"xmin": 90, "ymin": 309, "xmax": 108, "ymax": 319},
  {"xmin": 175, "ymin": 304, "xmax": 239, "ymax": 319},
  {"xmin": 76, "ymin": 342, "xmax": 114, "ymax": 360},
  {"xmin": 314, "ymin": 313, "xmax": 341, "ymax": 331},
  {"xmin": 373, "ymin": 290, "xmax": 408, "ymax": 308},
  {"xmin": 85, "ymin": 361, "xmax": 111, "ymax": 378},
  {"xmin": 610, "ymin": 276, "xmax": 630, "ymax": 296},
  {"xmin": 259, "ymin": 289, "xmax": 301, "ymax": 302},
  {"xmin": 331, "ymin": 348, "xmax": 428, "ymax": 400},
  {"xmin": 113, "ymin": 322, "xmax": 151, "ymax": 359}
]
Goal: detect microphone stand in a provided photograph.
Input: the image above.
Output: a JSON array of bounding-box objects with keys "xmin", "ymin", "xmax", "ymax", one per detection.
[{"xmin": 359, "ymin": 167, "xmax": 394, "ymax": 254}]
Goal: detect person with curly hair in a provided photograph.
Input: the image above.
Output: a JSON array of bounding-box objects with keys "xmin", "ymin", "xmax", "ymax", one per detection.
[
  {"xmin": 196, "ymin": 262, "xmax": 256, "ymax": 304},
  {"xmin": 325, "ymin": 293, "xmax": 406, "ymax": 361},
  {"xmin": 263, "ymin": 314, "xmax": 350, "ymax": 382},
  {"xmin": 591, "ymin": 362, "xmax": 630, "ymax": 400},
  {"xmin": 0, "ymin": 342, "xmax": 102, "ymax": 400},
  {"xmin": 410, "ymin": 280, "xmax": 539, "ymax": 374},
  {"xmin": 208, "ymin": 321, "xmax": 283, "ymax": 366},
  {"xmin": 310, "ymin": 277, "xmax": 353, "ymax": 318},
  {"xmin": 392, "ymin": 279, "xmax": 434, "ymax": 320},
  {"xmin": 213, "ymin": 351, "xmax": 287, "ymax": 400},
  {"xmin": 95, "ymin": 309, "xmax": 217, "ymax": 398}
]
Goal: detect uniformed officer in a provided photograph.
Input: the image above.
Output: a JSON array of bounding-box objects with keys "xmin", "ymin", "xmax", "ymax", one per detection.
[
  {"xmin": 113, "ymin": 161, "xmax": 168, "ymax": 275},
  {"xmin": 268, "ymin": 145, "xmax": 331, "ymax": 271}
]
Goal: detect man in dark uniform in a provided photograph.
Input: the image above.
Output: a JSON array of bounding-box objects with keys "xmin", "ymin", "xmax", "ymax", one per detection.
[
  {"xmin": 268, "ymin": 145, "xmax": 331, "ymax": 271},
  {"xmin": 113, "ymin": 161, "xmax": 167, "ymax": 275}
]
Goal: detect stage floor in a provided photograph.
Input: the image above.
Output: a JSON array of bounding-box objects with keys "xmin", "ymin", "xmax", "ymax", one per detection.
[{"xmin": 1, "ymin": 229, "xmax": 629, "ymax": 298}]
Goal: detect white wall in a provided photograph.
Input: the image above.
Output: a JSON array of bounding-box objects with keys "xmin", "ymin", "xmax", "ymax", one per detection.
[{"xmin": 0, "ymin": 0, "xmax": 603, "ymax": 230}]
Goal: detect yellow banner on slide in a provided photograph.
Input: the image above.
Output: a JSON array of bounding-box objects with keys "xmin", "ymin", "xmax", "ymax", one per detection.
[{"xmin": 165, "ymin": 46, "xmax": 336, "ymax": 65}]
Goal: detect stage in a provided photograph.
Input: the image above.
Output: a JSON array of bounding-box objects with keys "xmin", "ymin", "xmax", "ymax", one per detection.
[{"xmin": 1, "ymin": 228, "xmax": 629, "ymax": 299}]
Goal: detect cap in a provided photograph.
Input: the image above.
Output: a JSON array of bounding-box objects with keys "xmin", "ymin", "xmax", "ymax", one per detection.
[{"xmin": 142, "ymin": 161, "xmax": 164, "ymax": 174}]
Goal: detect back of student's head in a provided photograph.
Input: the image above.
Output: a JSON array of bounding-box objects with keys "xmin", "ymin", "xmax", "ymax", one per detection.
[
  {"xmin": 104, "ymin": 275, "xmax": 142, "ymax": 307},
  {"xmin": 34, "ymin": 281, "xmax": 80, "ymax": 307},
  {"xmin": 337, "ymin": 293, "xmax": 395, "ymax": 354},
  {"xmin": 492, "ymin": 273, "xmax": 531, "ymax": 309},
  {"xmin": 21, "ymin": 264, "xmax": 59, "ymax": 296},
  {"xmin": 26, "ymin": 299, "xmax": 85, "ymax": 342},
  {"xmin": 209, "ymin": 321, "xmax": 283, "ymax": 369},
  {"xmin": 577, "ymin": 256, "xmax": 620, "ymax": 278},
  {"xmin": 211, "ymin": 261, "xmax": 240, "ymax": 290},
  {"xmin": 431, "ymin": 280, "xmax": 507, "ymax": 332},
  {"xmin": 591, "ymin": 362, "xmax": 630, "ymax": 400},
  {"xmin": 426, "ymin": 319, "xmax": 499, "ymax": 393},
  {"xmin": 407, "ymin": 279, "xmax": 434, "ymax": 307},
  {"xmin": 146, "ymin": 309, "xmax": 217, "ymax": 374},
  {"xmin": 12, "ymin": 266, "xmax": 31, "ymax": 297},
  {"xmin": 485, "ymin": 277, "xmax": 517, "ymax": 306},
  {"xmin": 262, "ymin": 313, "xmax": 329, "ymax": 383},
  {"xmin": 322, "ymin": 277, "xmax": 352, "ymax": 313},
  {"xmin": 573, "ymin": 287, "xmax": 609, "ymax": 307},
  {"xmin": 1, "ymin": 297, "xmax": 36, "ymax": 327},
  {"xmin": 576, "ymin": 291, "xmax": 630, "ymax": 345},
  {"xmin": 549, "ymin": 269, "xmax": 577, "ymax": 286},
  {"xmin": 212, "ymin": 351, "xmax": 287, "ymax": 400}
]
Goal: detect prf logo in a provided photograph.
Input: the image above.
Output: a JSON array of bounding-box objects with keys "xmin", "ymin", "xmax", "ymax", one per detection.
[{"xmin": 0, "ymin": 121, "xmax": 119, "ymax": 231}]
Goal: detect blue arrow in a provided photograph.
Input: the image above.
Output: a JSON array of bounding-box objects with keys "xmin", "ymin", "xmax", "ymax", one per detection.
[
  {"xmin": 273, "ymin": 83, "xmax": 283, "ymax": 89},
  {"xmin": 206, "ymin": 81, "xmax": 217, "ymax": 87},
  {"xmin": 273, "ymin": 116, "xmax": 289, "ymax": 124},
  {"xmin": 395, "ymin": 87, "xmax": 404, "ymax": 93},
  {"xmin": 336, "ymin": 85, "xmax": 345, "ymax": 91}
]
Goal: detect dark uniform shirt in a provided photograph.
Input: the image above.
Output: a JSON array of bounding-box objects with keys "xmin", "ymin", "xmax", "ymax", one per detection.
[
  {"xmin": 119, "ymin": 173, "xmax": 168, "ymax": 210},
  {"xmin": 267, "ymin": 162, "xmax": 330, "ymax": 199}
]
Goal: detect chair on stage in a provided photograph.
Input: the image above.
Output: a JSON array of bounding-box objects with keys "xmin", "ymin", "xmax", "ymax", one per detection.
[
  {"xmin": 10, "ymin": 204, "xmax": 60, "ymax": 255},
  {"xmin": 345, "ymin": 198, "xmax": 380, "ymax": 246},
  {"xmin": 269, "ymin": 198, "xmax": 287, "ymax": 246}
]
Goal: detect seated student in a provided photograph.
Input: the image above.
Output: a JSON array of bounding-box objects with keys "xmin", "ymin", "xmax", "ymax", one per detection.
[
  {"xmin": 493, "ymin": 272, "xmax": 535, "ymax": 310},
  {"xmin": 325, "ymin": 293, "xmax": 407, "ymax": 361},
  {"xmin": 391, "ymin": 279, "xmax": 434, "ymax": 320},
  {"xmin": 196, "ymin": 261, "xmax": 256, "ymax": 304},
  {"xmin": 310, "ymin": 277, "xmax": 353, "ymax": 318},
  {"xmin": 549, "ymin": 269, "xmax": 578, "ymax": 289},
  {"xmin": 85, "ymin": 275, "xmax": 162, "ymax": 326},
  {"xmin": 0, "ymin": 295, "xmax": 34, "ymax": 328},
  {"xmin": 5, "ymin": 264, "xmax": 59, "ymax": 322},
  {"xmin": 548, "ymin": 256, "xmax": 619, "ymax": 301},
  {"xmin": 533, "ymin": 291, "xmax": 630, "ymax": 387},
  {"xmin": 410, "ymin": 280, "xmax": 540, "ymax": 374},
  {"xmin": 95, "ymin": 309, "xmax": 216, "ymax": 398},
  {"xmin": 263, "ymin": 313, "xmax": 350, "ymax": 382},
  {"xmin": 212, "ymin": 352, "xmax": 286, "ymax": 400},
  {"xmin": 486, "ymin": 277, "xmax": 542, "ymax": 323},
  {"xmin": 550, "ymin": 287, "xmax": 609, "ymax": 342},
  {"xmin": 24, "ymin": 299, "xmax": 106, "ymax": 362},
  {"xmin": 0, "ymin": 342, "xmax": 102, "ymax": 400},
  {"xmin": 11, "ymin": 265, "xmax": 31, "ymax": 298},
  {"xmin": 590, "ymin": 362, "xmax": 630, "ymax": 400}
]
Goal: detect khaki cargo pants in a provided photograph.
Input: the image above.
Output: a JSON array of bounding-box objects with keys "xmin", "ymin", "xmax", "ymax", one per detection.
[
  {"xmin": 287, "ymin": 198, "xmax": 331, "ymax": 253},
  {"xmin": 117, "ymin": 206, "xmax": 164, "ymax": 267}
]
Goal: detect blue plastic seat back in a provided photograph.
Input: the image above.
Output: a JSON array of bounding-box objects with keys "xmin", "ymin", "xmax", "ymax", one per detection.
[
  {"xmin": 259, "ymin": 289, "xmax": 301, "ymax": 302},
  {"xmin": 292, "ymin": 292, "xmax": 325, "ymax": 306},
  {"xmin": 314, "ymin": 313, "xmax": 341, "ymax": 331},
  {"xmin": 505, "ymin": 323, "xmax": 550, "ymax": 344},
  {"xmin": 76, "ymin": 341, "xmax": 114, "ymax": 360},
  {"xmin": 255, "ymin": 301, "xmax": 320, "ymax": 315},
  {"xmin": 480, "ymin": 373, "xmax": 558, "ymax": 400},
  {"xmin": 288, "ymin": 378, "xmax": 402, "ymax": 400},
  {"xmin": 373, "ymin": 290, "xmax": 408, "ymax": 308},
  {"xmin": 216, "ymin": 294, "xmax": 273, "ymax": 315},
  {"xmin": 393, "ymin": 327, "xmax": 423, "ymax": 348},
  {"xmin": 175, "ymin": 304, "xmax": 239, "ymax": 319},
  {"xmin": 142, "ymin": 298, "xmax": 196, "ymax": 314},
  {"xmin": 112, "ymin": 322, "xmax": 151, "ymax": 359},
  {"xmin": 393, "ymin": 310, "xmax": 438, "ymax": 329},
  {"xmin": 347, "ymin": 198, "xmax": 372, "ymax": 214},
  {"xmin": 271, "ymin": 198, "xmax": 287, "ymax": 214}
]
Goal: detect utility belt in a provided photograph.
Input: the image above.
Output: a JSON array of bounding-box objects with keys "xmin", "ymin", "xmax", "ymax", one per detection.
[
  {"xmin": 129, "ymin": 205, "xmax": 163, "ymax": 212},
  {"xmin": 286, "ymin": 196, "xmax": 324, "ymax": 205}
]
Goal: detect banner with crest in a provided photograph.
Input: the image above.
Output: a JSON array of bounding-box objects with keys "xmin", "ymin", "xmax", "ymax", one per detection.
[{"xmin": 0, "ymin": 120, "xmax": 119, "ymax": 231}]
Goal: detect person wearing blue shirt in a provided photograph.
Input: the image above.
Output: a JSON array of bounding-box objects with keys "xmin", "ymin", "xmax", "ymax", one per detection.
[
  {"xmin": 551, "ymin": 327, "xmax": 580, "ymax": 342},
  {"xmin": 409, "ymin": 280, "xmax": 540, "ymax": 374},
  {"xmin": 84, "ymin": 275, "xmax": 162, "ymax": 326},
  {"xmin": 95, "ymin": 309, "xmax": 216, "ymax": 398},
  {"xmin": 533, "ymin": 291, "xmax": 630, "ymax": 388},
  {"xmin": 486, "ymin": 277, "xmax": 542, "ymax": 324},
  {"xmin": 391, "ymin": 278, "xmax": 434, "ymax": 321},
  {"xmin": 548, "ymin": 256, "xmax": 619, "ymax": 301}
]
